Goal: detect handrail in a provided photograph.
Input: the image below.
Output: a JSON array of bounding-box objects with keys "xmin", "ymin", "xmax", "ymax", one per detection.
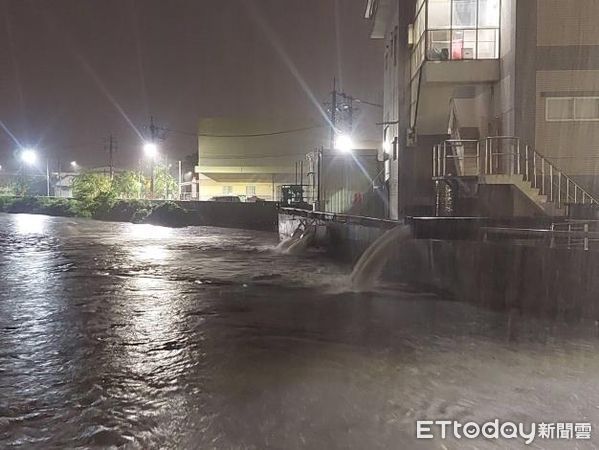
[
  {"xmin": 480, "ymin": 225, "xmax": 599, "ymax": 251},
  {"xmin": 528, "ymin": 146, "xmax": 598, "ymax": 206},
  {"xmin": 432, "ymin": 136, "xmax": 599, "ymax": 208}
]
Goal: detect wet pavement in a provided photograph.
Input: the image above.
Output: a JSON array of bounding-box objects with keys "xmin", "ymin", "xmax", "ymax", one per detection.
[{"xmin": 1, "ymin": 213, "xmax": 599, "ymax": 449}]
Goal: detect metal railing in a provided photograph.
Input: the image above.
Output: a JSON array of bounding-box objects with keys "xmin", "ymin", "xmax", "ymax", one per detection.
[
  {"xmin": 433, "ymin": 136, "xmax": 599, "ymax": 208},
  {"xmin": 480, "ymin": 225, "xmax": 599, "ymax": 251},
  {"xmin": 433, "ymin": 139, "xmax": 480, "ymax": 178}
]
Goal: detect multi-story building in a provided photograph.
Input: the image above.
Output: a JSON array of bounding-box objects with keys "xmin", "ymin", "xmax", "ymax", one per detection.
[{"xmin": 366, "ymin": 0, "xmax": 599, "ymax": 218}]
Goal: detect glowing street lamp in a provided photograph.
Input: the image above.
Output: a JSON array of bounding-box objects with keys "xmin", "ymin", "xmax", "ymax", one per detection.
[
  {"xmin": 21, "ymin": 148, "xmax": 38, "ymax": 165},
  {"xmin": 334, "ymin": 134, "xmax": 354, "ymax": 153},
  {"xmin": 143, "ymin": 142, "xmax": 158, "ymax": 159},
  {"xmin": 143, "ymin": 142, "xmax": 159, "ymax": 198},
  {"xmin": 20, "ymin": 148, "xmax": 50, "ymax": 196},
  {"xmin": 70, "ymin": 161, "xmax": 78, "ymax": 168}
]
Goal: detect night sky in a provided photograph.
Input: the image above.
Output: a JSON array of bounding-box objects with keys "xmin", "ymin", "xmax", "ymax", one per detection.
[{"xmin": 0, "ymin": 0, "xmax": 383, "ymax": 170}]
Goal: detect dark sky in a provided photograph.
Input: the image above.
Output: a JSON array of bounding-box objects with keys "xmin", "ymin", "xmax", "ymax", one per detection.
[{"xmin": 0, "ymin": 0, "xmax": 383, "ymax": 170}]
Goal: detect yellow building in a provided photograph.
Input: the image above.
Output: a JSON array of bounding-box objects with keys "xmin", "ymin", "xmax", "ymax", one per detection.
[{"xmin": 195, "ymin": 117, "xmax": 327, "ymax": 201}]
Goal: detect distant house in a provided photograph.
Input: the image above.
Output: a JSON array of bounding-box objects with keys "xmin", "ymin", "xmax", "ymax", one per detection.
[{"xmin": 53, "ymin": 172, "xmax": 77, "ymax": 198}]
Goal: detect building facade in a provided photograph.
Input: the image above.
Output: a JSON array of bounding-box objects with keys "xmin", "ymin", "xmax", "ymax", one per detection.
[
  {"xmin": 195, "ymin": 117, "xmax": 326, "ymax": 202},
  {"xmin": 366, "ymin": 0, "xmax": 599, "ymax": 218}
]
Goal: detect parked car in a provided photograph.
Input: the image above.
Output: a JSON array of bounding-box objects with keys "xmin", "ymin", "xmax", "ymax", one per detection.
[
  {"xmin": 209, "ymin": 195, "xmax": 241, "ymax": 202},
  {"xmin": 246, "ymin": 196, "xmax": 266, "ymax": 203}
]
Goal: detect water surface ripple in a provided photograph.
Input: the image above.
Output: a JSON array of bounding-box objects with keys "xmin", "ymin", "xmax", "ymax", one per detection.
[{"xmin": 1, "ymin": 213, "xmax": 598, "ymax": 449}]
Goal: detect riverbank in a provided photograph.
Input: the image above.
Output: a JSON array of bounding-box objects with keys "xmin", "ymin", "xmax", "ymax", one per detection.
[
  {"xmin": 0, "ymin": 196, "xmax": 190, "ymax": 227},
  {"xmin": 0, "ymin": 196, "xmax": 279, "ymax": 231}
]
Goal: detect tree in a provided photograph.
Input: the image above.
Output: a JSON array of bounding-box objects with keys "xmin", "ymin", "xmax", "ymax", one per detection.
[
  {"xmin": 0, "ymin": 181, "xmax": 16, "ymax": 196},
  {"xmin": 112, "ymin": 171, "xmax": 144, "ymax": 199},
  {"xmin": 13, "ymin": 175, "xmax": 35, "ymax": 196},
  {"xmin": 72, "ymin": 172, "xmax": 112, "ymax": 201},
  {"xmin": 153, "ymin": 165, "xmax": 178, "ymax": 200}
]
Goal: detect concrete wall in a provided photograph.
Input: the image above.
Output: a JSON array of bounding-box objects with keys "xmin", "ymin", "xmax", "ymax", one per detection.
[
  {"xmin": 531, "ymin": 0, "xmax": 599, "ymax": 180},
  {"xmin": 320, "ymin": 150, "xmax": 381, "ymax": 214},
  {"xmin": 179, "ymin": 201, "xmax": 278, "ymax": 231},
  {"xmin": 392, "ymin": 239, "xmax": 599, "ymax": 319},
  {"xmin": 280, "ymin": 210, "xmax": 596, "ymax": 318}
]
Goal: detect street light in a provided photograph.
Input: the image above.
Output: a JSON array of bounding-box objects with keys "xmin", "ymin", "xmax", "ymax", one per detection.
[
  {"xmin": 21, "ymin": 148, "xmax": 38, "ymax": 165},
  {"xmin": 334, "ymin": 134, "xmax": 354, "ymax": 153},
  {"xmin": 143, "ymin": 142, "xmax": 158, "ymax": 159},
  {"xmin": 20, "ymin": 148, "xmax": 50, "ymax": 196},
  {"xmin": 70, "ymin": 161, "xmax": 78, "ymax": 168},
  {"xmin": 143, "ymin": 142, "xmax": 159, "ymax": 198}
]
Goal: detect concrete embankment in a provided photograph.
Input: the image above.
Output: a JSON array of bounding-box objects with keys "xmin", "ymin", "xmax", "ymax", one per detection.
[
  {"xmin": 279, "ymin": 208, "xmax": 597, "ymax": 319},
  {"xmin": 176, "ymin": 201, "xmax": 278, "ymax": 231},
  {"xmin": 0, "ymin": 196, "xmax": 279, "ymax": 231}
]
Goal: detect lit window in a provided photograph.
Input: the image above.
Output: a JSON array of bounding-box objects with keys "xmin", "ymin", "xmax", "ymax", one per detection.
[
  {"xmin": 478, "ymin": 0, "xmax": 500, "ymax": 27},
  {"xmin": 246, "ymin": 185, "xmax": 256, "ymax": 196},
  {"xmin": 222, "ymin": 186, "xmax": 233, "ymax": 194},
  {"xmin": 428, "ymin": 30, "xmax": 451, "ymax": 60},
  {"xmin": 452, "ymin": 29, "xmax": 477, "ymax": 60},
  {"xmin": 477, "ymin": 29, "xmax": 499, "ymax": 59},
  {"xmin": 452, "ymin": 0, "xmax": 477, "ymax": 28},
  {"xmin": 428, "ymin": 0, "xmax": 451, "ymax": 29}
]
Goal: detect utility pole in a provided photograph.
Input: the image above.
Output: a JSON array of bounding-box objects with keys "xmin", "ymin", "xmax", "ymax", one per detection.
[
  {"xmin": 322, "ymin": 77, "xmax": 357, "ymax": 211},
  {"xmin": 330, "ymin": 77, "xmax": 337, "ymax": 153},
  {"xmin": 148, "ymin": 116, "xmax": 158, "ymax": 198},
  {"xmin": 45, "ymin": 159, "xmax": 50, "ymax": 197},
  {"xmin": 178, "ymin": 160, "xmax": 182, "ymax": 200}
]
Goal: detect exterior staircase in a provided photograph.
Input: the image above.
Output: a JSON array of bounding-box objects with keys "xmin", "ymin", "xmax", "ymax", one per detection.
[
  {"xmin": 481, "ymin": 174, "xmax": 566, "ymax": 216},
  {"xmin": 433, "ymin": 136, "xmax": 598, "ymax": 217}
]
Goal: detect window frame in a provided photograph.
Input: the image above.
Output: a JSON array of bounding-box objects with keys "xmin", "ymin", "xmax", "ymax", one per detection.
[{"xmin": 545, "ymin": 96, "xmax": 599, "ymax": 122}]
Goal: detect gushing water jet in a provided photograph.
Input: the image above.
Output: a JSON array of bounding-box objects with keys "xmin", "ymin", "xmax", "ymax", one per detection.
[{"xmin": 350, "ymin": 225, "xmax": 412, "ymax": 290}]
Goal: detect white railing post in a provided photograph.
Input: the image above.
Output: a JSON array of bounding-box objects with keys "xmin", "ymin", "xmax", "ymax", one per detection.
[
  {"xmin": 525, "ymin": 145, "xmax": 529, "ymax": 181},
  {"xmin": 549, "ymin": 165, "xmax": 553, "ymax": 201},
  {"xmin": 488, "ymin": 139, "xmax": 492, "ymax": 174},
  {"xmin": 476, "ymin": 141, "xmax": 480, "ymax": 176},
  {"xmin": 442, "ymin": 142, "xmax": 447, "ymax": 176},
  {"xmin": 541, "ymin": 161, "xmax": 545, "ymax": 195},
  {"xmin": 533, "ymin": 153, "xmax": 537, "ymax": 188},
  {"xmin": 557, "ymin": 172, "xmax": 562, "ymax": 209}
]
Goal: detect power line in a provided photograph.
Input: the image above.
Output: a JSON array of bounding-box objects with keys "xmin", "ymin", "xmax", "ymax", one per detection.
[
  {"xmin": 159, "ymin": 125, "xmax": 325, "ymax": 138},
  {"xmin": 200, "ymin": 153, "xmax": 311, "ymax": 159}
]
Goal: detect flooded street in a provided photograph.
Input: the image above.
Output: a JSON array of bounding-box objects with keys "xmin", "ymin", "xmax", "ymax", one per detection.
[{"xmin": 1, "ymin": 213, "xmax": 599, "ymax": 449}]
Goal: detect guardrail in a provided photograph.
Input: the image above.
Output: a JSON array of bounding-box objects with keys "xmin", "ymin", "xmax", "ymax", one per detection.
[
  {"xmin": 279, "ymin": 207, "xmax": 399, "ymax": 229},
  {"xmin": 480, "ymin": 226, "xmax": 599, "ymax": 251}
]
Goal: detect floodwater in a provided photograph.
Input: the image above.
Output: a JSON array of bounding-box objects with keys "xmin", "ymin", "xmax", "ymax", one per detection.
[{"xmin": 1, "ymin": 213, "xmax": 599, "ymax": 449}]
